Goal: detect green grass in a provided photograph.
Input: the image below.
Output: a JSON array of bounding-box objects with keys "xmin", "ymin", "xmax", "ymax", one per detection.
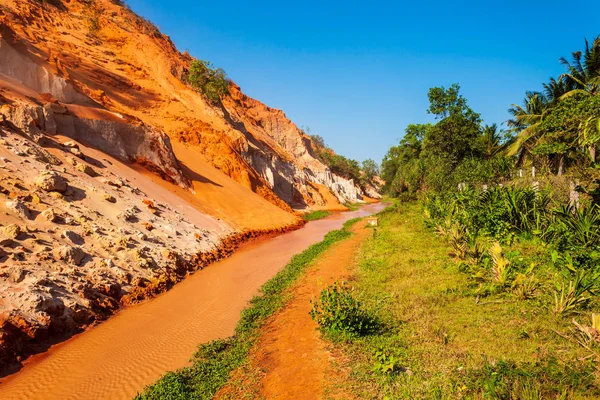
[
  {"xmin": 328, "ymin": 202, "xmax": 599, "ymax": 399},
  {"xmin": 345, "ymin": 202, "xmax": 362, "ymax": 211},
  {"xmin": 135, "ymin": 218, "xmax": 362, "ymax": 400},
  {"xmin": 302, "ymin": 210, "xmax": 331, "ymax": 221}
]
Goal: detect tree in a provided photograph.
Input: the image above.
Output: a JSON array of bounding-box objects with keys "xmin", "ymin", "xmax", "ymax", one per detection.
[
  {"xmin": 422, "ymin": 85, "xmax": 482, "ymax": 167},
  {"xmin": 362, "ymin": 159, "xmax": 379, "ymax": 181},
  {"xmin": 543, "ymin": 77, "xmax": 574, "ymax": 104},
  {"xmin": 560, "ymin": 36, "xmax": 600, "ymax": 97},
  {"xmin": 310, "ymin": 134, "xmax": 326, "ymax": 150},
  {"xmin": 506, "ymin": 91, "xmax": 550, "ymax": 163},
  {"xmin": 480, "ymin": 124, "xmax": 509, "ymax": 160},
  {"xmin": 421, "ymin": 114, "xmax": 482, "ymax": 167},
  {"xmin": 187, "ymin": 60, "xmax": 229, "ymax": 103},
  {"xmin": 381, "ymin": 124, "xmax": 431, "ymax": 195},
  {"xmin": 427, "ymin": 83, "xmax": 480, "ymax": 123}
]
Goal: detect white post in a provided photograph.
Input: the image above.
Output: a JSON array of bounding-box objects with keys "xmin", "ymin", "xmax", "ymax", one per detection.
[
  {"xmin": 531, "ymin": 166, "xmax": 536, "ymax": 178},
  {"xmin": 569, "ymin": 181, "xmax": 579, "ymax": 211}
]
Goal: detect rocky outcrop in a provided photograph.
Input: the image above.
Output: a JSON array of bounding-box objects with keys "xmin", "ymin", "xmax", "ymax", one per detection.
[
  {"xmin": 0, "ymin": 32, "xmax": 188, "ymax": 189},
  {"xmin": 0, "ymin": 0, "xmax": 375, "ymax": 212},
  {"xmin": 224, "ymin": 84, "xmax": 366, "ymax": 207},
  {"xmin": 0, "ymin": 120, "xmax": 235, "ymax": 373}
]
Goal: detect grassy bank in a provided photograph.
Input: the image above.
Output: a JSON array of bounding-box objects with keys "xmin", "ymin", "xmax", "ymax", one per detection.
[
  {"xmin": 324, "ymin": 202, "xmax": 599, "ymax": 399},
  {"xmin": 344, "ymin": 202, "xmax": 362, "ymax": 211},
  {"xmin": 302, "ymin": 210, "xmax": 331, "ymax": 221},
  {"xmin": 135, "ymin": 218, "xmax": 361, "ymax": 400}
]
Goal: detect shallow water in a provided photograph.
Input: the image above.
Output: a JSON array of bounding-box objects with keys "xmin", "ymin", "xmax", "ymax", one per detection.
[{"xmin": 0, "ymin": 203, "xmax": 385, "ymax": 400}]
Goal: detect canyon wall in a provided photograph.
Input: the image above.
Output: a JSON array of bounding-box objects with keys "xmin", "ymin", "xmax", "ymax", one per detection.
[
  {"xmin": 0, "ymin": 0, "xmax": 380, "ymax": 373},
  {"xmin": 0, "ymin": 0, "xmax": 378, "ymax": 212}
]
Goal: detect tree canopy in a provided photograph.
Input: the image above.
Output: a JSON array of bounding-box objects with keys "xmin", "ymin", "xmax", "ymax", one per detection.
[
  {"xmin": 382, "ymin": 35, "xmax": 600, "ymax": 198},
  {"xmin": 187, "ymin": 60, "xmax": 229, "ymax": 103}
]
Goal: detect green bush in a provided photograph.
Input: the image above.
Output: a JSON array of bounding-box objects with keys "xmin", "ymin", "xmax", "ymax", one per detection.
[
  {"xmin": 187, "ymin": 60, "xmax": 229, "ymax": 103},
  {"xmin": 309, "ymin": 281, "xmax": 379, "ymax": 338},
  {"xmin": 423, "ymin": 186, "xmax": 552, "ymax": 241}
]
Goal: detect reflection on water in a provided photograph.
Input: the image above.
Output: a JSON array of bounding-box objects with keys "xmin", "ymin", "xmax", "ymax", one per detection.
[{"xmin": 0, "ymin": 203, "xmax": 385, "ymax": 400}]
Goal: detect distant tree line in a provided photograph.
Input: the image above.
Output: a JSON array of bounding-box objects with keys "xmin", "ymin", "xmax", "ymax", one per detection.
[{"xmin": 382, "ymin": 35, "xmax": 600, "ymax": 199}]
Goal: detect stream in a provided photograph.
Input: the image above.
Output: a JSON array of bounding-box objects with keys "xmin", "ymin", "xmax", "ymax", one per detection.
[{"xmin": 0, "ymin": 203, "xmax": 385, "ymax": 400}]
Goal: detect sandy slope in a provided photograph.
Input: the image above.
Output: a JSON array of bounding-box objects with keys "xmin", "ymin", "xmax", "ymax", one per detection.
[{"xmin": 0, "ymin": 0, "xmax": 375, "ymax": 211}]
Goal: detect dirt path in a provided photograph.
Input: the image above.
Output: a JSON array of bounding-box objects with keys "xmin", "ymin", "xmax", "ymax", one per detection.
[{"xmin": 220, "ymin": 222, "xmax": 371, "ymax": 399}]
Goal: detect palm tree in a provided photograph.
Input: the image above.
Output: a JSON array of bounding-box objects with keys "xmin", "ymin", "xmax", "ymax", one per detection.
[
  {"xmin": 542, "ymin": 77, "xmax": 574, "ymax": 103},
  {"xmin": 506, "ymin": 92, "xmax": 550, "ymax": 163},
  {"xmin": 559, "ymin": 36, "xmax": 600, "ymax": 97},
  {"xmin": 481, "ymin": 124, "xmax": 507, "ymax": 159},
  {"xmin": 579, "ymin": 116, "xmax": 600, "ymax": 162}
]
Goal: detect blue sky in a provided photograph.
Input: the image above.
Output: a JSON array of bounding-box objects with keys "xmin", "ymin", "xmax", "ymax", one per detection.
[{"xmin": 126, "ymin": 0, "xmax": 597, "ymax": 164}]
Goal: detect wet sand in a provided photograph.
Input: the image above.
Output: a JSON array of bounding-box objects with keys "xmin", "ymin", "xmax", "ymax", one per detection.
[{"xmin": 0, "ymin": 203, "xmax": 385, "ymax": 400}]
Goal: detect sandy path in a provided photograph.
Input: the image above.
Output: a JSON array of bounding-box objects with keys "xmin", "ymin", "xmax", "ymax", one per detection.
[{"xmin": 224, "ymin": 222, "xmax": 370, "ymax": 399}]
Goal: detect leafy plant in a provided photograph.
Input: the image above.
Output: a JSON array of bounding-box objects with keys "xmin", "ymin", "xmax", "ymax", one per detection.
[
  {"xmin": 458, "ymin": 358, "xmax": 598, "ymax": 399},
  {"xmin": 569, "ymin": 315, "xmax": 600, "ymax": 359},
  {"xmin": 372, "ymin": 348, "xmax": 404, "ymax": 374},
  {"xmin": 552, "ymin": 271, "xmax": 596, "ymax": 316},
  {"xmin": 489, "ymin": 241, "xmax": 511, "ymax": 285},
  {"xmin": 512, "ymin": 273, "xmax": 539, "ymax": 300},
  {"xmin": 309, "ymin": 281, "xmax": 379, "ymax": 338}
]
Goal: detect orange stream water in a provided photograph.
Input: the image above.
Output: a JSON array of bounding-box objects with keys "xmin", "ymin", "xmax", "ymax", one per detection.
[{"xmin": 0, "ymin": 203, "xmax": 385, "ymax": 400}]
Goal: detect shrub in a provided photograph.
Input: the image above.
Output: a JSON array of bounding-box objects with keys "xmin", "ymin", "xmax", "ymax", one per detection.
[
  {"xmin": 309, "ymin": 281, "xmax": 379, "ymax": 338},
  {"xmin": 372, "ymin": 348, "xmax": 404, "ymax": 374},
  {"xmin": 187, "ymin": 60, "xmax": 229, "ymax": 103},
  {"xmin": 552, "ymin": 270, "xmax": 597, "ymax": 316}
]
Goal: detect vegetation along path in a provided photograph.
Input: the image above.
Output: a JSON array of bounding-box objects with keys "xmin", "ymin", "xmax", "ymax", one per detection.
[
  {"xmin": 212, "ymin": 201, "xmax": 600, "ymax": 399},
  {"xmin": 217, "ymin": 220, "xmax": 373, "ymax": 399},
  {"xmin": 331, "ymin": 202, "xmax": 599, "ymax": 399}
]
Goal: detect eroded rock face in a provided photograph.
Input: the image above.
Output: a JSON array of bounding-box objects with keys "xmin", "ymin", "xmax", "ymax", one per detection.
[
  {"xmin": 39, "ymin": 208, "xmax": 57, "ymax": 222},
  {"xmin": 6, "ymin": 199, "xmax": 31, "ymax": 220},
  {"xmin": 0, "ymin": 117, "xmax": 237, "ymax": 373},
  {"xmin": 2, "ymin": 223, "xmax": 21, "ymax": 239},
  {"xmin": 224, "ymin": 84, "xmax": 367, "ymax": 207},
  {"xmin": 6, "ymin": 265, "xmax": 26, "ymax": 283},
  {"xmin": 35, "ymin": 171, "xmax": 68, "ymax": 193},
  {"xmin": 54, "ymin": 245, "xmax": 86, "ymax": 266}
]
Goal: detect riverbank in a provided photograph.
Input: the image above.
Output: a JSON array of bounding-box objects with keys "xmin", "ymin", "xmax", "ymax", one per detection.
[
  {"xmin": 216, "ymin": 219, "xmax": 373, "ymax": 399},
  {"xmin": 319, "ymin": 203, "xmax": 599, "ymax": 398},
  {"xmin": 137, "ymin": 217, "xmax": 370, "ymax": 399},
  {"xmin": 208, "ymin": 201, "xmax": 600, "ymax": 399},
  {"xmin": 0, "ymin": 203, "xmax": 384, "ymax": 399}
]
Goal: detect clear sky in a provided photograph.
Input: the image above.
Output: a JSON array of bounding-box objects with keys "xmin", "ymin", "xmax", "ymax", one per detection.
[{"xmin": 125, "ymin": 0, "xmax": 597, "ymax": 164}]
